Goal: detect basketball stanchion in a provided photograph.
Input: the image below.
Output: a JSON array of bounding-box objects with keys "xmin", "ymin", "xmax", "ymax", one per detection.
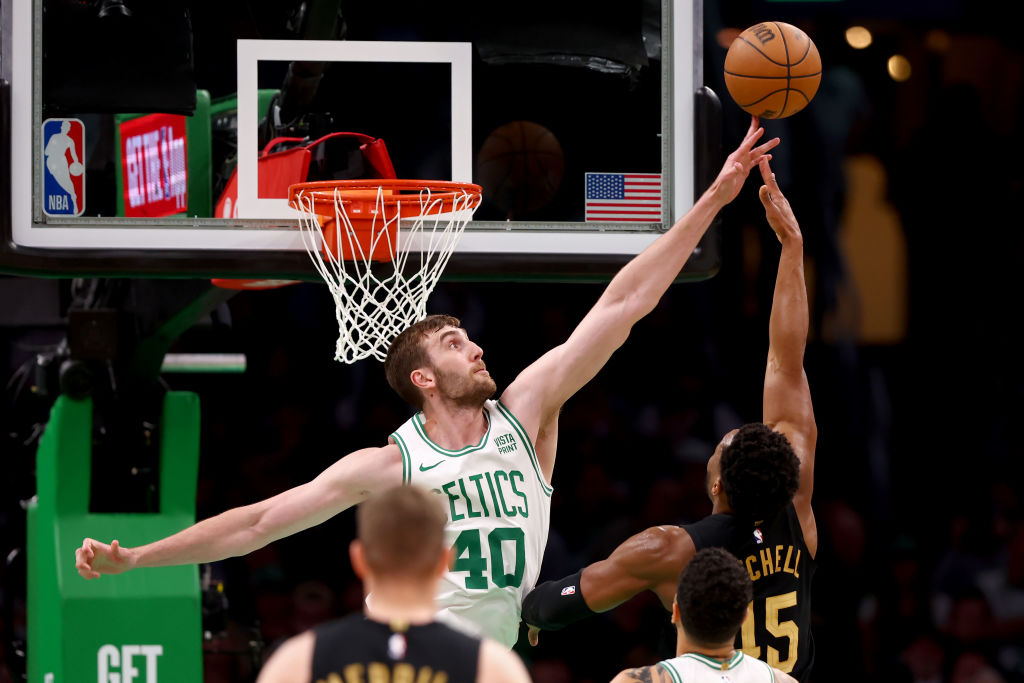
[{"xmin": 287, "ymin": 179, "xmax": 482, "ymax": 363}]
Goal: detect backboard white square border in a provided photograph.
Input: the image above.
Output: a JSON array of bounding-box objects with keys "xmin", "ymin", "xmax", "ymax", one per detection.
[{"xmin": 235, "ymin": 39, "xmax": 473, "ymax": 220}]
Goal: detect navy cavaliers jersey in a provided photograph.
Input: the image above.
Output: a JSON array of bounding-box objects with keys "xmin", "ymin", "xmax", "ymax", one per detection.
[
  {"xmin": 311, "ymin": 614, "xmax": 480, "ymax": 683},
  {"xmin": 683, "ymin": 503, "xmax": 815, "ymax": 682}
]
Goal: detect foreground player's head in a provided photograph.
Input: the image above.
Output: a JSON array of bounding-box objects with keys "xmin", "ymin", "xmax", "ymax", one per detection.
[
  {"xmin": 384, "ymin": 314, "xmax": 496, "ymax": 410},
  {"xmin": 672, "ymin": 547, "xmax": 752, "ymax": 648},
  {"xmin": 706, "ymin": 422, "xmax": 800, "ymax": 523},
  {"xmin": 351, "ymin": 485, "xmax": 448, "ymax": 584}
]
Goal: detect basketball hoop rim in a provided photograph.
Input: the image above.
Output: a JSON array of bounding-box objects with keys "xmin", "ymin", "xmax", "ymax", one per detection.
[{"xmin": 287, "ymin": 179, "xmax": 482, "ymax": 207}]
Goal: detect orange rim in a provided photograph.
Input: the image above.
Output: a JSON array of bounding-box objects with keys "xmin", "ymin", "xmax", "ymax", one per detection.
[{"xmin": 287, "ymin": 179, "xmax": 482, "ymax": 216}]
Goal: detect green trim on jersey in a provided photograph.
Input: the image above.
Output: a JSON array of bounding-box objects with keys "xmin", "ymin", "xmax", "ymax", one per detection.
[
  {"xmin": 683, "ymin": 651, "xmax": 745, "ymax": 670},
  {"xmin": 658, "ymin": 661, "xmax": 684, "ymax": 683},
  {"xmin": 411, "ymin": 409, "xmax": 492, "ymax": 456},
  {"xmin": 391, "ymin": 432, "xmax": 412, "ymax": 484},
  {"xmin": 495, "ymin": 401, "xmax": 553, "ymax": 496}
]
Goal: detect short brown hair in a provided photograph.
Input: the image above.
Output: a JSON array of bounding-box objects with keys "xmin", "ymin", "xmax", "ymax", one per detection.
[
  {"xmin": 384, "ymin": 314, "xmax": 461, "ymax": 408},
  {"xmin": 356, "ymin": 485, "xmax": 448, "ymax": 578},
  {"xmin": 676, "ymin": 548, "xmax": 752, "ymax": 646},
  {"xmin": 720, "ymin": 422, "xmax": 800, "ymax": 523}
]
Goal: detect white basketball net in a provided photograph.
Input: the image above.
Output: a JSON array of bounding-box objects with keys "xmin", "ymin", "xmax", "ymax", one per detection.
[{"xmin": 292, "ymin": 185, "xmax": 479, "ymax": 364}]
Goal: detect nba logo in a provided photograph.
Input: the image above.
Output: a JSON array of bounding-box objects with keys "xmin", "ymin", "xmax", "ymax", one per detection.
[{"xmin": 42, "ymin": 118, "xmax": 86, "ymax": 217}]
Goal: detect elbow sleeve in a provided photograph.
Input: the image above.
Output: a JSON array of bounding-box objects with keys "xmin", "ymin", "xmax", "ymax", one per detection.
[{"xmin": 521, "ymin": 570, "xmax": 596, "ymax": 631}]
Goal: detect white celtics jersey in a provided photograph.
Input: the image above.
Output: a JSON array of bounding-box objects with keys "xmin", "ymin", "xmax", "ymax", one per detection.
[
  {"xmin": 390, "ymin": 399, "xmax": 552, "ymax": 648},
  {"xmin": 659, "ymin": 651, "xmax": 778, "ymax": 683}
]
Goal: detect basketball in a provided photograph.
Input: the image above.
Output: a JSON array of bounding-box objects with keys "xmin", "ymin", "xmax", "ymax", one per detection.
[
  {"xmin": 724, "ymin": 21, "xmax": 821, "ymax": 119},
  {"xmin": 477, "ymin": 120, "xmax": 564, "ymax": 217},
  {"xmin": 69, "ymin": 161, "xmax": 84, "ymax": 176}
]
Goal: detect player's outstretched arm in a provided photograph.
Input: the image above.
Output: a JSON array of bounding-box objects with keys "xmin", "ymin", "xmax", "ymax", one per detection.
[
  {"xmin": 477, "ymin": 639, "xmax": 532, "ymax": 683},
  {"xmin": 610, "ymin": 664, "xmax": 675, "ymax": 683},
  {"xmin": 75, "ymin": 445, "xmax": 404, "ymax": 579},
  {"xmin": 502, "ymin": 119, "xmax": 780, "ymax": 452},
  {"xmin": 522, "ymin": 525, "xmax": 692, "ymax": 643},
  {"xmin": 757, "ymin": 159, "xmax": 818, "ymax": 552}
]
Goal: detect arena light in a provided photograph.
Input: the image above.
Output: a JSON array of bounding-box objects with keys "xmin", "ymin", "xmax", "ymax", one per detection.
[
  {"xmin": 845, "ymin": 26, "xmax": 872, "ymax": 49},
  {"xmin": 887, "ymin": 55, "xmax": 912, "ymax": 82},
  {"xmin": 925, "ymin": 29, "xmax": 951, "ymax": 52}
]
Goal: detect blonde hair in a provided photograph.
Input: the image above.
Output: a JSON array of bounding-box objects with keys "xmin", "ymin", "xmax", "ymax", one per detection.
[{"xmin": 357, "ymin": 485, "xmax": 448, "ymax": 578}]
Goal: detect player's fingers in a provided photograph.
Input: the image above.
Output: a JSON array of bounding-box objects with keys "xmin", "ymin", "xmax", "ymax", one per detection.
[
  {"xmin": 111, "ymin": 539, "xmax": 122, "ymax": 559},
  {"xmin": 759, "ymin": 185, "xmax": 775, "ymax": 208},
  {"xmin": 741, "ymin": 125, "xmax": 765, "ymax": 151},
  {"xmin": 758, "ymin": 158, "xmax": 780, "ymax": 191},
  {"xmin": 80, "ymin": 541, "xmax": 95, "ymax": 561},
  {"xmin": 745, "ymin": 115, "xmax": 761, "ymax": 139},
  {"xmin": 751, "ymin": 136, "xmax": 780, "ymax": 158}
]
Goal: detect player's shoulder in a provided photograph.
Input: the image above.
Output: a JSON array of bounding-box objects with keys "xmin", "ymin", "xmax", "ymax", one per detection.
[
  {"xmin": 681, "ymin": 512, "xmax": 740, "ymax": 549},
  {"xmin": 256, "ymin": 630, "xmax": 314, "ymax": 682},
  {"xmin": 610, "ymin": 663, "xmax": 674, "ymax": 683},
  {"xmin": 740, "ymin": 651, "xmax": 797, "ymax": 683},
  {"xmin": 477, "ymin": 638, "xmax": 530, "ymax": 683},
  {"xmin": 312, "ymin": 612, "xmax": 366, "ymax": 640}
]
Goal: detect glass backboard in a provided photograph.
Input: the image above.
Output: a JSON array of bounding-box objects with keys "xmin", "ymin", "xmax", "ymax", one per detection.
[{"xmin": 1, "ymin": 0, "xmax": 720, "ymax": 281}]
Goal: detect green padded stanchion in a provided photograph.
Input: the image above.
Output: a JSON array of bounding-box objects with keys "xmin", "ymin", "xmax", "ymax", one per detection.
[{"xmin": 27, "ymin": 392, "xmax": 202, "ymax": 682}]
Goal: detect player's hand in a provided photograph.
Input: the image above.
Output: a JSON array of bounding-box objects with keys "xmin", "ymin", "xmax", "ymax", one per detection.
[
  {"xmin": 75, "ymin": 538, "xmax": 136, "ymax": 579},
  {"xmin": 757, "ymin": 158, "xmax": 802, "ymax": 244},
  {"xmin": 710, "ymin": 116, "xmax": 780, "ymax": 206},
  {"xmin": 527, "ymin": 625, "xmax": 541, "ymax": 646}
]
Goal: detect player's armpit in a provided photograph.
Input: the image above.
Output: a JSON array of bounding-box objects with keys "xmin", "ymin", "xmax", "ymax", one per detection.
[{"xmin": 609, "ymin": 665, "xmax": 674, "ymax": 683}]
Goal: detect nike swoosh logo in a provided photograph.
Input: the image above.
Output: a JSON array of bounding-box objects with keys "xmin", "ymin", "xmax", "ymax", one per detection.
[{"xmin": 419, "ymin": 461, "xmax": 444, "ymax": 472}]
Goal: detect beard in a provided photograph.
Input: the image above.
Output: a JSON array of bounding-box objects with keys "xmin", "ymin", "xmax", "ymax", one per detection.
[{"xmin": 435, "ymin": 366, "xmax": 497, "ymax": 408}]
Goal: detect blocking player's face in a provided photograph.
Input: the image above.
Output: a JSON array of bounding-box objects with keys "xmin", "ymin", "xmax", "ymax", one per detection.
[
  {"xmin": 422, "ymin": 326, "xmax": 496, "ymax": 406},
  {"xmin": 706, "ymin": 429, "xmax": 739, "ymax": 500}
]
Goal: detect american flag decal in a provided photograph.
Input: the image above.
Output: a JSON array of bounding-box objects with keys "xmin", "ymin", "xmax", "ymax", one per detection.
[{"xmin": 585, "ymin": 172, "xmax": 662, "ymax": 222}]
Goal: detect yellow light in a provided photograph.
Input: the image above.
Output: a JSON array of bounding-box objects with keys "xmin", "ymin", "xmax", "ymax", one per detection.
[
  {"xmin": 887, "ymin": 55, "xmax": 912, "ymax": 82},
  {"xmin": 845, "ymin": 26, "xmax": 873, "ymax": 49}
]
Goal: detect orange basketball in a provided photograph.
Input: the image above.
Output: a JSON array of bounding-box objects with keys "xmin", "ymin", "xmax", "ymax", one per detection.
[
  {"xmin": 724, "ymin": 21, "xmax": 821, "ymax": 119},
  {"xmin": 477, "ymin": 121, "xmax": 564, "ymax": 216}
]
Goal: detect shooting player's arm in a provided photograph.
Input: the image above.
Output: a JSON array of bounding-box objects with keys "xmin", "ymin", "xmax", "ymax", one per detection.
[
  {"xmin": 76, "ymin": 445, "xmax": 403, "ymax": 578},
  {"xmin": 503, "ymin": 119, "xmax": 780, "ymax": 479},
  {"xmin": 757, "ymin": 160, "xmax": 817, "ymax": 555},
  {"xmin": 523, "ymin": 525, "xmax": 693, "ymax": 640}
]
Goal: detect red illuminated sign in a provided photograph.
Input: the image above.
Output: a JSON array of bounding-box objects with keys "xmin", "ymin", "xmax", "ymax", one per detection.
[{"xmin": 119, "ymin": 114, "xmax": 188, "ymax": 217}]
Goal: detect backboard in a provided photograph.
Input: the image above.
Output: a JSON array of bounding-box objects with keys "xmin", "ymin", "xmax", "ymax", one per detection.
[{"xmin": 1, "ymin": 0, "xmax": 721, "ymax": 282}]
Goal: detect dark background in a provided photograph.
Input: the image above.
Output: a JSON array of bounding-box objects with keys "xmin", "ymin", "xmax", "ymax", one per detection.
[{"xmin": 3, "ymin": 0, "xmax": 1024, "ymax": 681}]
